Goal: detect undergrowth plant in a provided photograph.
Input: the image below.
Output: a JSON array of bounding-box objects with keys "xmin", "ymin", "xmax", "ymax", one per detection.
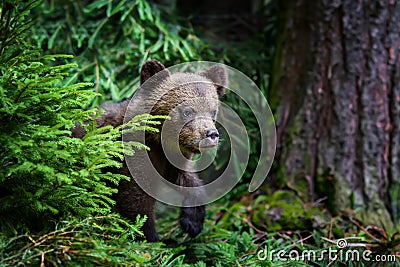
[
  {"xmin": 0, "ymin": 1, "xmax": 169, "ymax": 265},
  {"xmin": 0, "ymin": 0, "xmax": 165, "ymax": 234}
]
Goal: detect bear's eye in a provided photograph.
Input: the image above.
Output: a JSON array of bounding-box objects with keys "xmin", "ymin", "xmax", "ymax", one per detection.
[{"xmin": 182, "ymin": 108, "xmax": 194, "ymax": 118}]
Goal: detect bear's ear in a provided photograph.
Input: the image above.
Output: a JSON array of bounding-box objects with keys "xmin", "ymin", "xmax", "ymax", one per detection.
[
  {"xmin": 140, "ymin": 60, "xmax": 170, "ymax": 85},
  {"xmin": 198, "ymin": 65, "xmax": 228, "ymax": 97}
]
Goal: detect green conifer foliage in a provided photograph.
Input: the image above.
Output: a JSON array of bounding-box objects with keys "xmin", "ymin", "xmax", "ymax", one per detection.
[{"xmin": 0, "ymin": 0, "xmax": 162, "ymax": 233}]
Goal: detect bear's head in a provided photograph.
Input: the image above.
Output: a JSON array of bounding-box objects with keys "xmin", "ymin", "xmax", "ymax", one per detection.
[{"xmin": 140, "ymin": 60, "xmax": 227, "ymax": 156}]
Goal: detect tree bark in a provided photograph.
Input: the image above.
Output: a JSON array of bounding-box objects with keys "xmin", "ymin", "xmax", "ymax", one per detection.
[{"xmin": 272, "ymin": 0, "xmax": 400, "ymax": 229}]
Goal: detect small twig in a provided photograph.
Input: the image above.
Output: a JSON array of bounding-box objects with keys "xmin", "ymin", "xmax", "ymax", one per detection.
[
  {"xmin": 94, "ymin": 54, "xmax": 100, "ymax": 93},
  {"xmin": 294, "ymin": 234, "xmax": 313, "ymax": 247},
  {"xmin": 329, "ymin": 217, "xmax": 334, "ymax": 240},
  {"xmin": 162, "ymin": 224, "xmax": 180, "ymax": 239},
  {"xmin": 58, "ymin": 230, "xmax": 77, "ymax": 236},
  {"xmin": 40, "ymin": 252, "xmax": 45, "ymax": 267},
  {"xmin": 19, "ymin": 229, "xmax": 64, "ymax": 252},
  {"xmin": 28, "ymin": 235, "xmax": 37, "ymax": 245},
  {"xmin": 350, "ymin": 218, "xmax": 385, "ymax": 244},
  {"xmin": 274, "ymin": 232, "xmax": 313, "ymax": 251},
  {"xmin": 243, "ymin": 217, "xmax": 266, "ymax": 234}
]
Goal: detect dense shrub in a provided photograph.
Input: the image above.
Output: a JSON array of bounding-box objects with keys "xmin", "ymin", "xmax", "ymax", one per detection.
[{"xmin": 0, "ymin": 0, "xmax": 163, "ymax": 232}]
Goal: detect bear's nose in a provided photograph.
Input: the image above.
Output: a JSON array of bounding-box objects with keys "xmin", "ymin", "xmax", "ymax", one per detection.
[{"xmin": 205, "ymin": 129, "xmax": 219, "ymax": 139}]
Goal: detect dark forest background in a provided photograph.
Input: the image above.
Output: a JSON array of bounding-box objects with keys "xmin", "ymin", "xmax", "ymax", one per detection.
[{"xmin": 0, "ymin": 0, "xmax": 399, "ymax": 266}]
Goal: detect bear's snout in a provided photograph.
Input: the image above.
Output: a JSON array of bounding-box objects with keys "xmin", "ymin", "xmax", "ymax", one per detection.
[
  {"xmin": 198, "ymin": 128, "xmax": 219, "ymax": 150},
  {"xmin": 205, "ymin": 129, "xmax": 219, "ymax": 140}
]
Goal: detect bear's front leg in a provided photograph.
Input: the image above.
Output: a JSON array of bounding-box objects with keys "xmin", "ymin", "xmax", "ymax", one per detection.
[
  {"xmin": 176, "ymin": 171, "xmax": 206, "ymax": 238},
  {"xmin": 115, "ymin": 179, "xmax": 159, "ymax": 242},
  {"xmin": 179, "ymin": 205, "xmax": 205, "ymax": 238}
]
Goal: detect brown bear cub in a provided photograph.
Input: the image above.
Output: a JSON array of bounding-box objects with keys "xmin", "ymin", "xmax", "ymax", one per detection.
[{"xmin": 72, "ymin": 60, "xmax": 227, "ymax": 242}]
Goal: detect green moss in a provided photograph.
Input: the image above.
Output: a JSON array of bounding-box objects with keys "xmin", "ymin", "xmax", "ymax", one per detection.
[{"xmin": 251, "ymin": 191, "xmax": 323, "ymax": 231}]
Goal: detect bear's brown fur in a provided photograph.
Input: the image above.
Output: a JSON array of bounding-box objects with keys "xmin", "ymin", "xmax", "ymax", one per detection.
[{"xmin": 72, "ymin": 60, "xmax": 227, "ymax": 241}]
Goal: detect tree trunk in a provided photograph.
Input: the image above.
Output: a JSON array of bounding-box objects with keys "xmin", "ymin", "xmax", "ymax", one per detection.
[{"xmin": 272, "ymin": 0, "xmax": 400, "ymax": 229}]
